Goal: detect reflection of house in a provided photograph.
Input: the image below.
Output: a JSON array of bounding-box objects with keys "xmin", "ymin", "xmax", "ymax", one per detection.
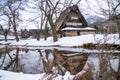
[
  {"xmin": 56, "ymin": 5, "xmax": 96, "ymax": 37},
  {"xmin": 62, "ymin": 53, "xmax": 89, "ymax": 75},
  {"xmin": 54, "ymin": 50, "xmax": 89, "ymax": 75}
]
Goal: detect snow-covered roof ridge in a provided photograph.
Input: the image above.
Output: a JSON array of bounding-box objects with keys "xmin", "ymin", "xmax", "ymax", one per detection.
[{"xmin": 61, "ymin": 27, "xmax": 96, "ymax": 31}]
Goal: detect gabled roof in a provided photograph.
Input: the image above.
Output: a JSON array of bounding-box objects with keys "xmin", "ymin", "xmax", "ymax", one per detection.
[{"xmin": 55, "ymin": 5, "xmax": 88, "ymax": 31}]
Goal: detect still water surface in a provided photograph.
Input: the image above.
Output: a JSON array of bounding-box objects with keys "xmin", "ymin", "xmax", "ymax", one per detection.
[{"xmin": 0, "ymin": 46, "xmax": 90, "ymax": 75}]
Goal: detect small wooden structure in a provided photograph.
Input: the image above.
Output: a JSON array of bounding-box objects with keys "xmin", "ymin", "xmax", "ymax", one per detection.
[
  {"xmin": 26, "ymin": 29, "xmax": 45, "ymax": 38},
  {"xmin": 56, "ymin": 5, "xmax": 96, "ymax": 37}
]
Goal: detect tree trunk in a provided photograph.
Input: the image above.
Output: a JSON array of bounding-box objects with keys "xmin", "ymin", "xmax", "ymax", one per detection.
[
  {"xmin": 14, "ymin": 47, "xmax": 19, "ymax": 72},
  {"xmin": 119, "ymin": 31, "xmax": 120, "ymax": 39},
  {"xmin": 13, "ymin": 25, "xmax": 19, "ymax": 41},
  {"xmin": 13, "ymin": 16, "xmax": 19, "ymax": 42},
  {"xmin": 116, "ymin": 19, "xmax": 120, "ymax": 38},
  {"xmin": 5, "ymin": 34, "xmax": 7, "ymax": 41},
  {"xmin": 52, "ymin": 27, "xmax": 57, "ymax": 42},
  {"xmin": 48, "ymin": 15, "xmax": 57, "ymax": 42},
  {"xmin": 117, "ymin": 20, "xmax": 120, "ymax": 39},
  {"xmin": 37, "ymin": 29, "xmax": 41, "ymax": 41},
  {"xmin": 44, "ymin": 21, "xmax": 49, "ymax": 40}
]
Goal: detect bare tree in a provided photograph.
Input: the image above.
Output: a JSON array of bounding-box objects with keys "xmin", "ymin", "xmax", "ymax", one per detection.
[
  {"xmin": 84, "ymin": 1, "xmax": 120, "ymax": 79},
  {"xmin": 26, "ymin": 0, "xmax": 47, "ymax": 41},
  {"xmin": 38, "ymin": 0, "xmax": 81, "ymax": 42},
  {"xmin": 33, "ymin": 9, "xmax": 46, "ymax": 41},
  {"xmin": 0, "ymin": 24, "xmax": 10, "ymax": 41},
  {"xmin": 27, "ymin": 0, "xmax": 81, "ymax": 41},
  {"xmin": 44, "ymin": 20, "xmax": 49, "ymax": 40},
  {"xmin": 0, "ymin": 0, "xmax": 22, "ymax": 41},
  {"xmin": 38, "ymin": 0, "xmax": 60, "ymax": 42},
  {"xmin": 86, "ymin": 0, "xmax": 120, "ymax": 37},
  {"xmin": 104, "ymin": 0, "xmax": 120, "ymax": 37}
]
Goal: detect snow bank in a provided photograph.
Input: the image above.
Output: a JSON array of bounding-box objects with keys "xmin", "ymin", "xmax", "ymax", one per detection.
[
  {"xmin": 0, "ymin": 70, "xmax": 74, "ymax": 80},
  {"xmin": 0, "ymin": 35, "xmax": 15, "ymax": 40},
  {"xmin": 0, "ymin": 70, "xmax": 45, "ymax": 80},
  {"xmin": 9, "ymin": 34, "xmax": 120, "ymax": 47}
]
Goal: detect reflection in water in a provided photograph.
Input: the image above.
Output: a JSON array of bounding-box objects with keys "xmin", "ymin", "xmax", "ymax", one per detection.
[
  {"xmin": 1, "ymin": 47, "xmax": 20, "ymax": 72},
  {"xmin": 0, "ymin": 47, "xmax": 89, "ymax": 75},
  {"xmin": 0, "ymin": 47, "xmax": 44, "ymax": 74},
  {"xmin": 52, "ymin": 50, "xmax": 89, "ymax": 75}
]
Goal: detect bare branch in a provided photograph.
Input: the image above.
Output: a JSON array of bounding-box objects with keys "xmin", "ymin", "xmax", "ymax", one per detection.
[
  {"xmin": 75, "ymin": 0, "xmax": 81, "ymax": 5},
  {"xmin": 113, "ymin": 2, "xmax": 120, "ymax": 11},
  {"xmin": 14, "ymin": 1, "xmax": 22, "ymax": 12}
]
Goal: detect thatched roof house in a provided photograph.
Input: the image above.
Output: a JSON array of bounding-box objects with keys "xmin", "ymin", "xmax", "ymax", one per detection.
[{"xmin": 56, "ymin": 5, "xmax": 96, "ymax": 37}]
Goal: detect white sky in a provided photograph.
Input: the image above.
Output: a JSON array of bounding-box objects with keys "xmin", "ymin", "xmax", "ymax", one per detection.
[{"xmin": 0, "ymin": 0, "xmax": 115, "ymax": 30}]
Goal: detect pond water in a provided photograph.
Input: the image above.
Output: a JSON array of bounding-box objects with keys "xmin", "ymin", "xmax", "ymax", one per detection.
[
  {"xmin": 0, "ymin": 45, "xmax": 120, "ymax": 75},
  {"xmin": 0, "ymin": 46, "xmax": 90, "ymax": 75}
]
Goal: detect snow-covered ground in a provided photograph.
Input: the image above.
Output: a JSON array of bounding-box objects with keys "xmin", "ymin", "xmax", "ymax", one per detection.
[
  {"xmin": 6, "ymin": 34, "xmax": 120, "ymax": 47},
  {"xmin": 0, "ymin": 34, "xmax": 120, "ymax": 80},
  {"xmin": 0, "ymin": 70, "xmax": 74, "ymax": 80},
  {"xmin": 0, "ymin": 35, "xmax": 15, "ymax": 40},
  {"xmin": 0, "ymin": 35, "xmax": 15, "ymax": 45}
]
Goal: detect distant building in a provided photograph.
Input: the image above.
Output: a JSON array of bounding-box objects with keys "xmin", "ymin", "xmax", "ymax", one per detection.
[
  {"xmin": 29, "ymin": 29, "xmax": 45, "ymax": 38},
  {"xmin": 56, "ymin": 5, "xmax": 96, "ymax": 37},
  {"xmin": 21, "ymin": 29, "xmax": 30, "ymax": 38}
]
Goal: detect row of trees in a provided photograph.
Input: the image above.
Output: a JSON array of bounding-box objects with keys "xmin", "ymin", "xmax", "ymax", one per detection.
[
  {"xmin": 0, "ymin": 0, "xmax": 120, "ymax": 42},
  {"xmin": 0, "ymin": 0, "xmax": 81, "ymax": 42},
  {"xmin": 0, "ymin": 0, "xmax": 21, "ymax": 41},
  {"xmin": 88, "ymin": 0, "xmax": 120, "ymax": 36},
  {"xmin": 30, "ymin": 0, "xmax": 81, "ymax": 41}
]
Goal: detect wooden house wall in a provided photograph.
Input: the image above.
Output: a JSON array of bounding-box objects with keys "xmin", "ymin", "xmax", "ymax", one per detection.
[
  {"xmin": 59, "ymin": 30, "xmax": 96, "ymax": 37},
  {"xmin": 80, "ymin": 30, "xmax": 96, "ymax": 35},
  {"xmin": 64, "ymin": 11, "xmax": 83, "ymax": 28},
  {"xmin": 64, "ymin": 31, "xmax": 78, "ymax": 36}
]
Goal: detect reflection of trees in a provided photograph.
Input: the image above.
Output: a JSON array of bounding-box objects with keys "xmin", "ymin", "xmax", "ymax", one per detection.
[
  {"xmin": 38, "ymin": 49, "xmax": 53, "ymax": 73},
  {"xmin": 0, "ymin": 52, "xmax": 6, "ymax": 68},
  {"xmin": 38, "ymin": 49, "xmax": 66, "ymax": 75},
  {"xmin": 0, "ymin": 47, "xmax": 20, "ymax": 72},
  {"xmin": 52, "ymin": 49, "xmax": 67, "ymax": 75},
  {"xmin": 14, "ymin": 48, "xmax": 19, "ymax": 72},
  {"xmin": 38, "ymin": 49, "xmax": 89, "ymax": 76},
  {"xmin": 0, "ymin": 47, "xmax": 89, "ymax": 76},
  {"xmin": 0, "ymin": 47, "xmax": 10, "ymax": 68}
]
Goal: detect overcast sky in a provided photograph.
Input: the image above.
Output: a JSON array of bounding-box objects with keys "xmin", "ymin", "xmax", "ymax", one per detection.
[{"xmin": 0, "ymin": 0, "xmax": 115, "ymax": 30}]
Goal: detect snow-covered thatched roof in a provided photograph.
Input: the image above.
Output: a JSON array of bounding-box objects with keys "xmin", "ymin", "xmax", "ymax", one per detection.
[
  {"xmin": 55, "ymin": 5, "xmax": 88, "ymax": 31},
  {"xmin": 61, "ymin": 27, "xmax": 96, "ymax": 31}
]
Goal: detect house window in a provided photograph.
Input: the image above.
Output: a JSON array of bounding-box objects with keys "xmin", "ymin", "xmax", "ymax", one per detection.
[
  {"xmin": 71, "ymin": 16, "xmax": 78, "ymax": 20},
  {"xmin": 66, "ymin": 22, "xmax": 82, "ymax": 26}
]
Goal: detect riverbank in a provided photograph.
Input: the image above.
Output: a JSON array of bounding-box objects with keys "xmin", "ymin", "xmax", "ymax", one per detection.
[{"xmin": 0, "ymin": 34, "xmax": 119, "ymax": 48}]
